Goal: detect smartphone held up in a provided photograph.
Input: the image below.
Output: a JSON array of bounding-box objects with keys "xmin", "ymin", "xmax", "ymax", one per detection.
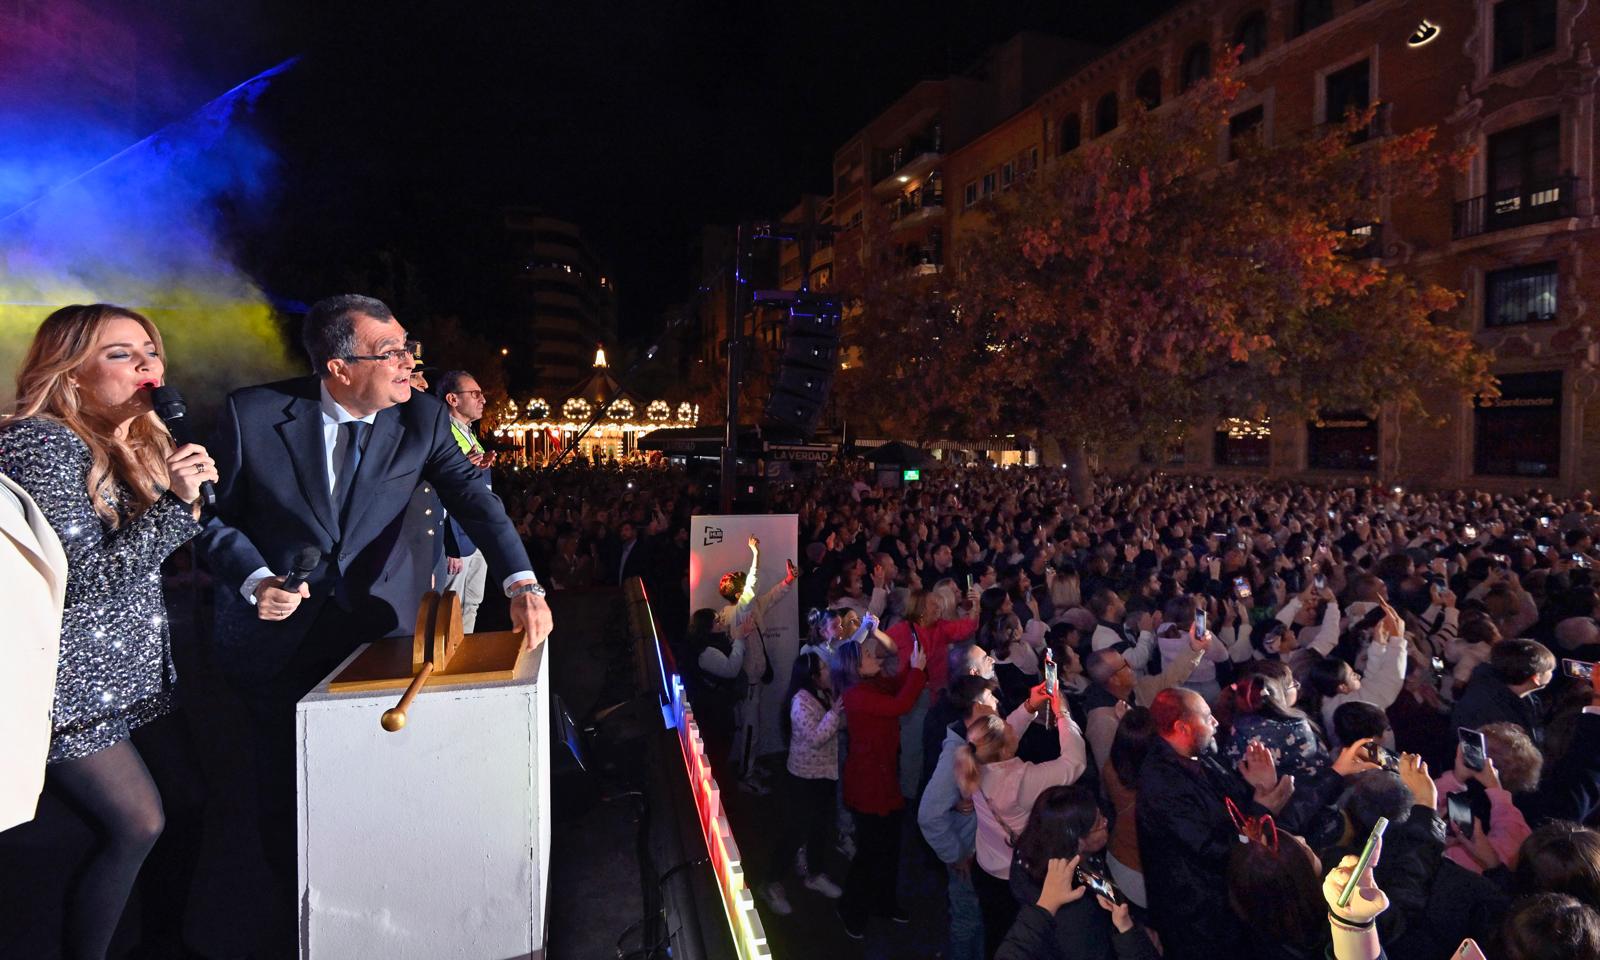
[
  {"xmin": 1459, "ymin": 727, "xmax": 1488, "ymax": 773},
  {"xmin": 1338, "ymin": 817, "xmax": 1388, "ymax": 910}
]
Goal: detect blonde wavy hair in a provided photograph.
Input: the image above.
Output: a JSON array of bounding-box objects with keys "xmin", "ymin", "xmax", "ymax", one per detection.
[
  {"xmin": 955, "ymin": 712, "xmax": 1016, "ymax": 799},
  {"xmin": 11, "ymin": 304, "xmax": 174, "ymax": 527}
]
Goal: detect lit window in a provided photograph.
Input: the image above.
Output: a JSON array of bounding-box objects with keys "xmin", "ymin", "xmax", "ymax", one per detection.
[
  {"xmin": 1475, "ymin": 370, "xmax": 1562, "ymax": 477},
  {"xmin": 1486, "ymin": 262, "xmax": 1559, "ymax": 327}
]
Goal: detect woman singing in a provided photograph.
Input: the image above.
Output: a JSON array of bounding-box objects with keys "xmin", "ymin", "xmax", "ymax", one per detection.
[{"xmin": 0, "ymin": 304, "xmax": 218, "ymax": 960}]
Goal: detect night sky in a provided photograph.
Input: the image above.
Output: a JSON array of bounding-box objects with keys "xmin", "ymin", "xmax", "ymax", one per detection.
[{"xmin": 130, "ymin": 0, "xmax": 1181, "ymax": 342}]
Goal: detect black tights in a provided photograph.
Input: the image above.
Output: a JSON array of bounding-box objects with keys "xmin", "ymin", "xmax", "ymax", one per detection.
[{"xmin": 48, "ymin": 739, "xmax": 165, "ymax": 960}]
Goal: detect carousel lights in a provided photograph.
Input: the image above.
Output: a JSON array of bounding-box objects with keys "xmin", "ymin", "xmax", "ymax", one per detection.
[{"xmin": 493, "ymin": 344, "xmax": 699, "ymax": 462}]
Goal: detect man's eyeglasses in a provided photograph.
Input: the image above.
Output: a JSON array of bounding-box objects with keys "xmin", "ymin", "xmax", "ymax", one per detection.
[
  {"xmin": 344, "ymin": 340, "xmax": 420, "ymax": 365},
  {"xmin": 451, "ymin": 389, "xmax": 485, "ymax": 399}
]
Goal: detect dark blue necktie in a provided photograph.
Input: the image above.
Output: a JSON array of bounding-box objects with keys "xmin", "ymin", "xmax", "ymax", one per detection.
[{"xmin": 334, "ymin": 420, "xmax": 368, "ymax": 522}]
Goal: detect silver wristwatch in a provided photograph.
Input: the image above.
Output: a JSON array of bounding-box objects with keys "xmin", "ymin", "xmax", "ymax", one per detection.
[{"xmin": 507, "ymin": 581, "xmax": 547, "ymax": 600}]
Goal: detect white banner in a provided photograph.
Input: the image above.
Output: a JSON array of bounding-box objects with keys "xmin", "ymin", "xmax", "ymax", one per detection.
[{"xmin": 689, "ymin": 514, "xmax": 800, "ymax": 757}]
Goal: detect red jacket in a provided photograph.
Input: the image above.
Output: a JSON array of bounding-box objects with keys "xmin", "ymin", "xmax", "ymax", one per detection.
[
  {"xmin": 887, "ymin": 618, "xmax": 978, "ymax": 695},
  {"xmin": 841, "ymin": 667, "xmax": 926, "ymax": 815}
]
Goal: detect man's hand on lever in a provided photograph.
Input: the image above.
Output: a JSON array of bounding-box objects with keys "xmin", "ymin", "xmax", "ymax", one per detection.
[{"xmin": 508, "ymin": 579, "xmax": 554, "ymax": 651}]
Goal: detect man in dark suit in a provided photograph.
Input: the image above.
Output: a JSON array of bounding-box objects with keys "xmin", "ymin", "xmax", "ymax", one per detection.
[
  {"xmin": 198, "ymin": 294, "xmax": 553, "ymax": 938},
  {"xmin": 603, "ymin": 519, "xmax": 654, "ymax": 586}
]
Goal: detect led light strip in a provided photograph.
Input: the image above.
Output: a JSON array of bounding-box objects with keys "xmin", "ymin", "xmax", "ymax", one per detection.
[{"xmin": 668, "ymin": 674, "xmax": 773, "ymax": 959}]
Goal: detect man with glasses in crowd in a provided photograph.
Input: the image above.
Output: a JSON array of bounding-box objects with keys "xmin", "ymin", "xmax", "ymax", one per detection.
[
  {"xmin": 435, "ymin": 369, "xmax": 493, "ymax": 631},
  {"xmin": 197, "ymin": 294, "xmax": 552, "ymax": 950}
]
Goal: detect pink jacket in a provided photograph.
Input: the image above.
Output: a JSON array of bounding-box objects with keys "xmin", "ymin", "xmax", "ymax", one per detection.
[
  {"xmin": 972, "ymin": 706, "xmax": 1088, "ymax": 878},
  {"xmin": 1434, "ymin": 771, "xmax": 1532, "ymax": 873}
]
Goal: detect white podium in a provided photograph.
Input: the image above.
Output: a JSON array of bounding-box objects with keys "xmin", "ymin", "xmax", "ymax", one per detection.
[{"xmin": 295, "ymin": 639, "xmax": 551, "ymax": 959}]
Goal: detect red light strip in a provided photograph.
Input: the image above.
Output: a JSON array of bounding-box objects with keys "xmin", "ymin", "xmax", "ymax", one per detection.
[{"xmin": 669, "ymin": 674, "xmax": 771, "ymax": 959}]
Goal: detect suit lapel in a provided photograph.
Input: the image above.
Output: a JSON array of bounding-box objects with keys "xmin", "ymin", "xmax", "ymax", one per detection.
[
  {"xmin": 340, "ymin": 408, "xmax": 402, "ymax": 542},
  {"xmin": 275, "ymin": 394, "xmax": 338, "ymax": 542}
]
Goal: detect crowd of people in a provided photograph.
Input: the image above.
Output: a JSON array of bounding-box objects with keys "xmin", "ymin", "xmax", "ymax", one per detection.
[
  {"xmin": 8, "ymin": 297, "xmax": 1600, "ymax": 960},
  {"xmin": 666, "ymin": 467, "xmax": 1600, "ymax": 960}
]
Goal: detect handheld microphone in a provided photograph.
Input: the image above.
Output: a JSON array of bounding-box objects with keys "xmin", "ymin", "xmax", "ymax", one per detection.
[
  {"xmin": 148, "ymin": 385, "xmax": 216, "ymax": 507},
  {"xmin": 280, "ymin": 546, "xmax": 322, "ymax": 593}
]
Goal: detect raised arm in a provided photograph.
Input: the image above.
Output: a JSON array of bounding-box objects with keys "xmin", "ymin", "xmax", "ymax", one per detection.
[
  {"xmin": 1029, "ymin": 707, "xmax": 1088, "ymax": 786},
  {"xmin": 748, "ymin": 559, "xmax": 798, "ymax": 622},
  {"xmin": 1358, "ymin": 611, "xmax": 1409, "ymax": 710},
  {"xmin": 1135, "ymin": 633, "xmax": 1206, "ymax": 704},
  {"xmin": 1306, "ymin": 596, "xmax": 1343, "ymax": 658},
  {"xmin": 728, "ymin": 535, "xmax": 763, "ymax": 633}
]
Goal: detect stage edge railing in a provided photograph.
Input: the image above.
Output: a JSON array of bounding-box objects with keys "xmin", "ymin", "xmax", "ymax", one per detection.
[{"xmin": 628, "ymin": 578, "xmax": 772, "ymax": 960}]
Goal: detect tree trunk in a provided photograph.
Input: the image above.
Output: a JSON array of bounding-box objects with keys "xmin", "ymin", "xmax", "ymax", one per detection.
[{"xmin": 1066, "ymin": 441, "xmax": 1093, "ymax": 505}]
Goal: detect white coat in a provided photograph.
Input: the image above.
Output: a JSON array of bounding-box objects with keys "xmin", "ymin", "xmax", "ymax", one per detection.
[{"xmin": 0, "ymin": 472, "xmax": 67, "ymax": 830}]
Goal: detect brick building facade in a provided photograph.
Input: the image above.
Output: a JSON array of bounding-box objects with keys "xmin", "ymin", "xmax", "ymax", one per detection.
[{"xmin": 816, "ymin": 0, "xmax": 1600, "ymax": 493}]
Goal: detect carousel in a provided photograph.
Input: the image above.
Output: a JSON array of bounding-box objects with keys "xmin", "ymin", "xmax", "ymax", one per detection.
[{"xmin": 493, "ymin": 345, "xmax": 699, "ymax": 464}]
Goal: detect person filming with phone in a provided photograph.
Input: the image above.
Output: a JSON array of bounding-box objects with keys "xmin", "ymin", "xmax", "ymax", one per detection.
[
  {"xmin": 832, "ymin": 623, "xmax": 926, "ymax": 939},
  {"xmin": 996, "ymin": 784, "xmax": 1157, "ymax": 960},
  {"xmin": 957, "ymin": 659, "xmax": 1088, "ymax": 948}
]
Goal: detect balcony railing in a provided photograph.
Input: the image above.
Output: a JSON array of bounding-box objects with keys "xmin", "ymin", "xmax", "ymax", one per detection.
[
  {"xmin": 871, "ymin": 126, "xmax": 944, "ymax": 195},
  {"xmin": 888, "ymin": 190, "xmax": 943, "ymax": 228},
  {"xmin": 1453, "ymin": 175, "xmax": 1579, "ymax": 239},
  {"xmin": 873, "ymin": 133, "xmax": 942, "ymax": 182}
]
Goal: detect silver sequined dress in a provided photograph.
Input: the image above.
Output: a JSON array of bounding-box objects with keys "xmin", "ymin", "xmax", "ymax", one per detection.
[{"xmin": 0, "ymin": 417, "xmax": 201, "ymax": 762}]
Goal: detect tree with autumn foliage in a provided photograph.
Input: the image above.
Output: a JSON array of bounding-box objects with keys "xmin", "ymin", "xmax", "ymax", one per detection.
[{"xmin": 837, "ymin": 53, "xmax": 1493, "ymax": 498}]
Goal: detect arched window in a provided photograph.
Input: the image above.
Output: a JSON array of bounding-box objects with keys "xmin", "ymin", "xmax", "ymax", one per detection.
[
  {"xmin": 1180, "ymin": 43, "xmax": 1210, "ymax": 91},
  {"xmin": 1059, "ymin": 113, "xmax": 1081, "ymax": 153},
  {"xmin": 1095, "ymin": 92, "xmax": 1119, "ymax": 135},
  {"xmin": 1135, "ymin": 68, "xmax": 1161, "ymax": 109},
  {"xmin": 1234, "ymin": 10, "xmax": 1268, "ymax": 62}
]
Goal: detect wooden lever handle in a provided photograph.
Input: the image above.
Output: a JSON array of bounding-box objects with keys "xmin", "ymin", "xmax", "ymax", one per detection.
[{"xmin": 381, "ymin": 660, "xmax": 435, "ymax": 732}]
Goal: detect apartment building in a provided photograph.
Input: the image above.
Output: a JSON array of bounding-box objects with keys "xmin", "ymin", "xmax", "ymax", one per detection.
[
  {"xmin": 844, "ymin": 0, "xmax": 1598, "ymax": 493},
  {"xmin": 829, "ymin": 32, "xmax": 1098, "ymax": 292},
  {"xmin": 502, "ymin": 210, "xmax": 617, "ymax": 396}
]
